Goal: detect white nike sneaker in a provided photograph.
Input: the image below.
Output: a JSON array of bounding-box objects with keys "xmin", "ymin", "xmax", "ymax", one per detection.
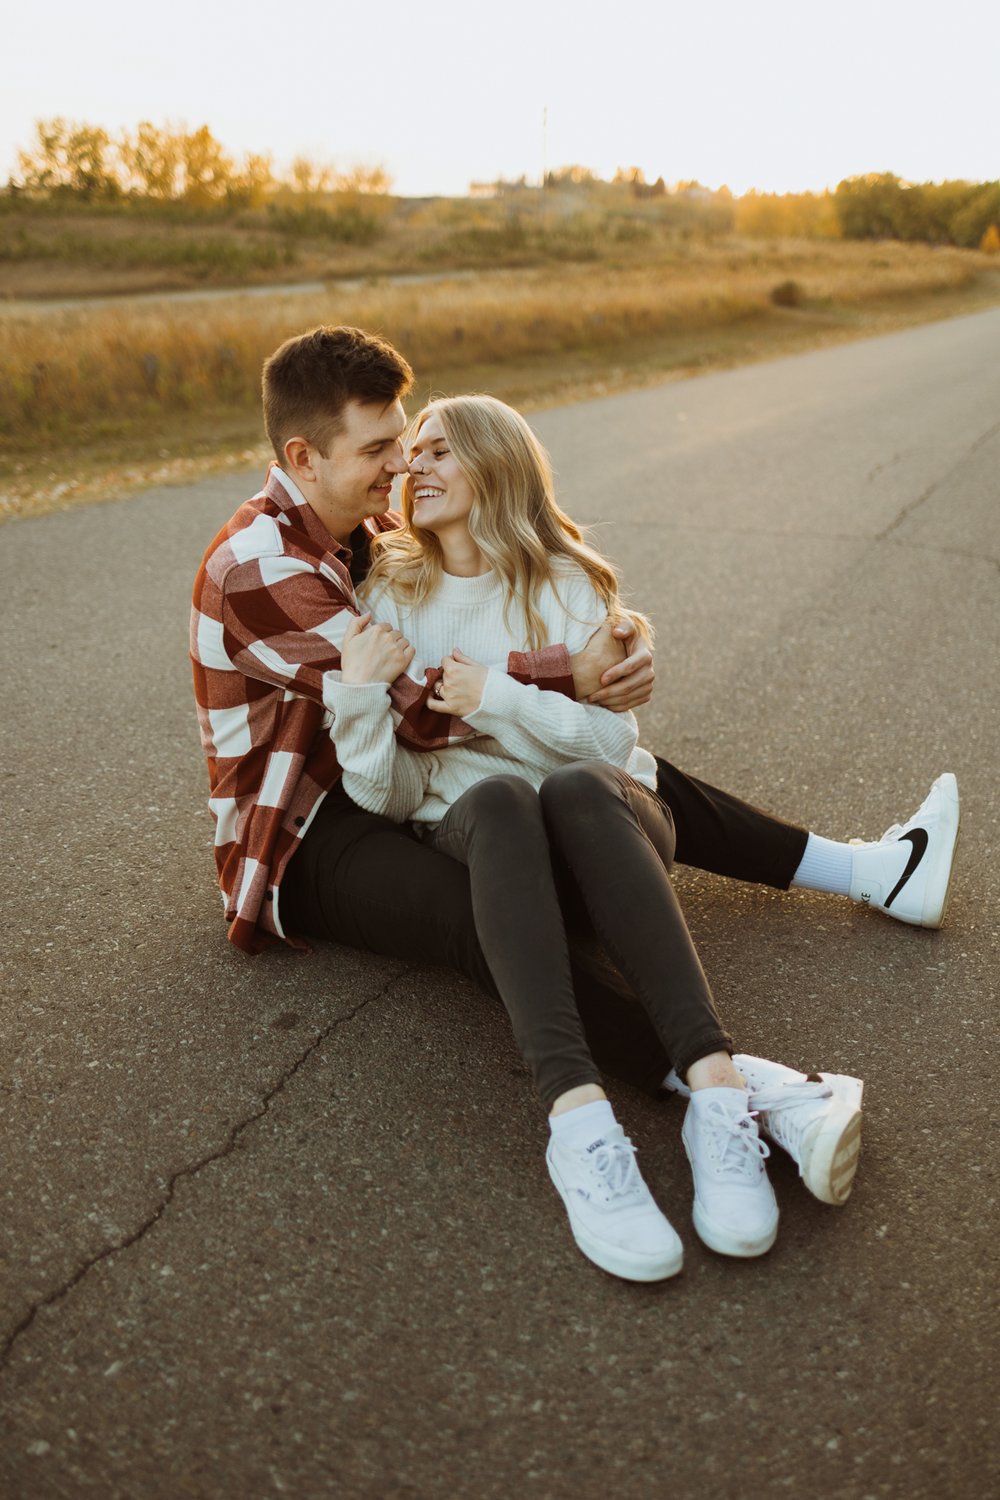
[
  {"xmin": 848, "ymin": 772, "xmax": 960, "ymax": 928},
  {"xmin": 731, "ymin": 1055, "xmax": 863, "ymax": 1206},
  {"xmin": 681, "ymin": 1088, "xmax": 778, "ymax": 1258},
  {"xmin": 546, "ymin": 1124, "xmax": 684, "ymax": 1282}
]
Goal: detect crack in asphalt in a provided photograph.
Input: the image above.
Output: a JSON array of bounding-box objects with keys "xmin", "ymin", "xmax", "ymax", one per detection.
[
  {"xmin": 875, "ymin": 417, "xmax": 1000, "ymax": 543},
  {"xmin": 875, "ymin": 475, "xmax": 941, "ymax": 542},
  {"xmin": 885, "ymin": 540, "xmax": 1000, "ymax": 577},
  {"xmin": 0, "ymin": 970, "xmax": 406, "ymax": 1370},
  {"xmin": 866, "ymin": 451, "xmax": 904, "ymax": 483}
]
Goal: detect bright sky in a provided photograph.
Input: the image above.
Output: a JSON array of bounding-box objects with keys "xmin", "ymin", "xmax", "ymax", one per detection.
[{"xmin": 5, "ymin": 0, "xmax": 998, "ymax": 197}]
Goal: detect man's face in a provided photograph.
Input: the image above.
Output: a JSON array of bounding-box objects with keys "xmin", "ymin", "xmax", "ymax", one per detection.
[{"xmin": 303, "ymin": 398, "xmax": 407, "ymax": 540}]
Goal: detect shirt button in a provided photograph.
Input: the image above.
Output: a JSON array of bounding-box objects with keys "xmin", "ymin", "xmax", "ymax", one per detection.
[{"xmin": 294, "ymin": 816, "xmax": 305, "ymax": 827}]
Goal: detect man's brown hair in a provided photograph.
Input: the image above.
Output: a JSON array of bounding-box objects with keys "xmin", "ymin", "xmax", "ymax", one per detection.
[{"xmin": 262, "ymin": 324, "xmax": 414, "ymax": 461}]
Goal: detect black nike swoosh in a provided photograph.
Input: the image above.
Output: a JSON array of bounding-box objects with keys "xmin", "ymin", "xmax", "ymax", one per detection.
[{"xmin": 884, "ymin": 828, "xmax": 929, "ymax": 909}]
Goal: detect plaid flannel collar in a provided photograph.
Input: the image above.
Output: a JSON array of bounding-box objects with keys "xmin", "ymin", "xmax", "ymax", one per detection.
[{"xmin": 265, "ymin": 464, "xmax": 399, "ymax": 567}]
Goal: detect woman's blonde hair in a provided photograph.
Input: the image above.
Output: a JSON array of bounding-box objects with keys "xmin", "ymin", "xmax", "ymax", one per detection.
[{"xmin": 366, "ymin": 394, "xmax": 652, "ymax": 650}]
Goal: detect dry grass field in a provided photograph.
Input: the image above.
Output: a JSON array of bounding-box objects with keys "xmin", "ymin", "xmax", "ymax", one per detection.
[{"xmin": 3, "ymin": 236, "xmax": 1000, "ymax": 523}]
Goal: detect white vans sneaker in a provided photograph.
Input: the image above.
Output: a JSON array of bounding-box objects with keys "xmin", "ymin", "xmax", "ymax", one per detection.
[
  {"xmin": 849, "ymin": 772, "xmax": 960, "ymax": 928},
  {"xmin": 546, "ymin": 1124, "xmax": 684, "ymax": 1282},
  {"xmin": 732, "ymin": 1054, "xmax": 863, "ymax": 1206},
  {"xmin": 681, "ymin": 1088, "xmax": 778, "ymax": 1258}
]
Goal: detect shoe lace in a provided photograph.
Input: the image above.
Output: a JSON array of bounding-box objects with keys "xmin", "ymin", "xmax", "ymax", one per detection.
[
  {"xmin": 702, "ymin": 1103, "xmax": 770, "ymax": 1178},
  {"xmin": 586, "ymin": 1137, "xmax": 644, "ymax": 1203},
  {"xmin": 750, "ymin": 1080, "xmax": 833, "ymax": 1154}
]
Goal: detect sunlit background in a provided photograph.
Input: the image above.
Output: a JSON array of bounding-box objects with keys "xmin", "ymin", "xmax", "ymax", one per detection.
[{"xmin": 5, "ymin": 0, "xmax": 998, "ymax": 195}]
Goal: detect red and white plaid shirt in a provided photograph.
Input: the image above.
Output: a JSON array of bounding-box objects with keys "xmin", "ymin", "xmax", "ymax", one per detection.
[{"xmin": 190, "ymin": 465, "xmax": 574, "ymax": 952}]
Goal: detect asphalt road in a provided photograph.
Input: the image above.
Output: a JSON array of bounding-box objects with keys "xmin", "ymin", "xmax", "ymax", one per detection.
[{"xmin": 2, "ymin": 308, "xmax": 998, "ymax": 1499}]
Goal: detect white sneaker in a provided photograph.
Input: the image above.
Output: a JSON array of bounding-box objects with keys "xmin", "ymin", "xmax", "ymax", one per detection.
[
  {"xmin": 848, "ymin": 772, "xmax": 960, "ymax": 928},
  {"xmin": 681, "ymin": 1089, "xmax": 778, "ymax": 1258},
  {"xmin": 732, "ymin": 1054, "xmax": 863, "ymax": 1206},
  {"xmin": 546, "ymin": 1124, "xmax": 684, "ymax": 1282}
]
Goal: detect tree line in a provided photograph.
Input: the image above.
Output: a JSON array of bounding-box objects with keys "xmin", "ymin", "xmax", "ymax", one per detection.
[
  {"xmin": 831, "ymin": 173, "xmax": 1000, "ymax": 251},
  {"xmin": 481, "ymin": 166, "xmax": 1000, "ymax": 252},
  {"xmin": 8, "ymin": 122, "xmax": 1000, "ymax": 252},
  {"xmin": 9, "ymin": 119, "xmax": 390, "ymax": 207}
]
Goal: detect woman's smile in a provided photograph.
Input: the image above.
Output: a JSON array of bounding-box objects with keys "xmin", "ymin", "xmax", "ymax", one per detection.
[{"xmin": 407, "ymin": 414, "xmax": 476, "ymax": 535}]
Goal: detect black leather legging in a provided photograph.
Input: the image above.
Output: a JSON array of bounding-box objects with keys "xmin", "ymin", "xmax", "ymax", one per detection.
[{"xmin": 424, "ymin": 762, "xmax": 732, "ymax": 1110}]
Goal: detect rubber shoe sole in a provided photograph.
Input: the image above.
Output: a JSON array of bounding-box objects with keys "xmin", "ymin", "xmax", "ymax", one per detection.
[
  {"xmin": 796, "ymin": 1073, "xmax": 864, "ymax": 1206},
  {"xmin": 546, "ymin": 1151, "xmax": 684, "ymax": 1283},
  {"xmin": 688, "ymin": 1190, "xmax": 778, "ymax": 1258},
  {"xmin": 921, "ymin": 775, "xmax": 960, "ymax": 928}
]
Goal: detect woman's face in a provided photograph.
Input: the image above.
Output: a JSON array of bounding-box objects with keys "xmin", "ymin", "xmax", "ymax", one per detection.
[{"xmin": 407, "ymin": 414, "xmax": 476, "ymax": 537}]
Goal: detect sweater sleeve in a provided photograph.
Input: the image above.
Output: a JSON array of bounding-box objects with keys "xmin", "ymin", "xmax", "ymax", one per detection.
[
  {"xmin": 462, "ymin": 568, "xmax": 639, "ymax": 771},
  {"xmin": 323, "ymin": 679, "xmax": 429, "ymax": 822},
  {"xmin": 465, "ymin": 671, "xmax": 639, "ymax": 771}
]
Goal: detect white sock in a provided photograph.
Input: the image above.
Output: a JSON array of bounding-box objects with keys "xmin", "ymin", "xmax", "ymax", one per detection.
[
  {"xmin": 791, "ymin": 833, "xmax": 854, "ymax": 896},
  {"xmin": 548, "ymin": 1098, "xmax": 617, "ymax": 1150}
]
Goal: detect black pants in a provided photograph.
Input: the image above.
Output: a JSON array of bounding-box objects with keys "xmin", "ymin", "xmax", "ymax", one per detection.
[
  {"xmin": 280, "ymin": 755, "xmax": 808, "ymax": 1097},
  {"xmin": 426, "ymin": 764, "xmax": 732, "ymax": 1109}
]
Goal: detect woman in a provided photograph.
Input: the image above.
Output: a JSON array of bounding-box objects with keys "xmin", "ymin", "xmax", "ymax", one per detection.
[{"xmin": 325, "ymin": 394, "xmax": 863, "ymax": 1283}]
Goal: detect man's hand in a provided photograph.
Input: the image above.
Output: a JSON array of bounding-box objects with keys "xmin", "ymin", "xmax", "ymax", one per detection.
[
  {"xmin": 426, "ymin": 649, "xmax": 488, "ymax": 718},
  {"xmin": 570, "ymin": 620, "xmax": 655, "ymax": 712},
  {"xmin": 340, "ymin": 612, "xmax": 415, "ymax": 685}
]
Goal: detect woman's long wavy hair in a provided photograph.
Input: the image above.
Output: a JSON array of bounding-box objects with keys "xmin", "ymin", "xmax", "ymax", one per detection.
[{"xmin": 366, "ymin": 395, "xmax": 652, "ymax": 651}]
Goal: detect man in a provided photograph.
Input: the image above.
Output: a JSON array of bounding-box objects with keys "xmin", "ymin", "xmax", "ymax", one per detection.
[{"xmin": 190, "ymin": 324, "xmax": 959, "ymax": 1172}]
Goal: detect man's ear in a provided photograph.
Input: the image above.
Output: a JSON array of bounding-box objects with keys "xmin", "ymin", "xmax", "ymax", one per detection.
[{"xmin": 283, "ymin": 436, "xmax": 315, "ymax": 482}]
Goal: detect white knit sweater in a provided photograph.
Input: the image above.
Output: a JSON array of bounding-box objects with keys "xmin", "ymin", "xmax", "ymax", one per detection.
[{"xmin": 325, "ymin": 560, "xmax": 657, "ymax": 826}]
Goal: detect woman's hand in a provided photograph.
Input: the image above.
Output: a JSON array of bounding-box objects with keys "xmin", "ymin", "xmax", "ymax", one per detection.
[
  {"xmin": 339, "ymin": 612, "xmax": 415, "ymax": 685},
  {"xmin": 426, "ymin": 649, "xmax": 488, "ymax": 718}
]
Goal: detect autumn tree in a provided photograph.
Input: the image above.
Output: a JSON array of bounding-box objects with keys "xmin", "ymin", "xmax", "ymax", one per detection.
[
  {"xmin": 227, "ymin": 152, "xmax": 274, "ymax": 207},
  {"xmin": 834, "ymin": 173, "xmax": 1000, "ymax": 247},
  {"xmin": 735, "ymin": 189, "xmax": 840, "ymax": 239},
  {"xmin": 178, "ymin": 125, "xmax": 233, "ymax": 204},
  {"xmin": 951, "ymin": 183, "xmax": 1000, "ymax": 248},
  {"xmin": 336, "ymin": 163, "xmax": 391, "ymax": 194},
  {"xmin": 834, "ymin": 174, "xmax": 906, "ymax": 238},
  {"xmin": 894, "ymin": 179, "xmax": 974, "ymax": 244},
  {"xmin": 289, "ymin": 155, "xmax": 334, "ymax": 197},
  {"xmin": 118, "ymin": 122, "xmax": 181, "ymax": 198},
  {"xmin": 545, "ymin": 165, "xmax": 598, "ymax": 188},
  {"xmin": 17, "ymin": 119, "xmax": 119, "ymax": 198}
]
